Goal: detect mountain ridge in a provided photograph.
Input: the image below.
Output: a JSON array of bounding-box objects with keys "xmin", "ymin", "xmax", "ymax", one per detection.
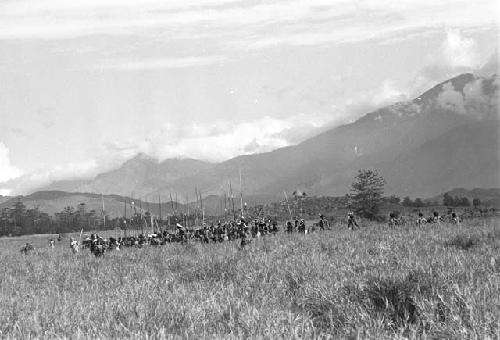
[{"xmin": 38, "ymin": 73, "xmax": 499, "ymax": 199}]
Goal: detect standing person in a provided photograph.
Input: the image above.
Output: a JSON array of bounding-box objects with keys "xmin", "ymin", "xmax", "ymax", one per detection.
[
  {"xmin": 432, "ymin": 211, "xmax": 441, "ymax": 224},
  {"xmin": 49, "ymin": 239, "xmax": 55, "ymax": 248},
  {"xmin": 298, "ymin": 219, "xmax": 306, "ymax": 234},
  {"xmin": 318, "ymin": 214, "xmax": 326, "ymax": 231},
  {"xmin": 416, "ymin": 212, "xmax": 426, "ymax": 225},
  {"xmin": 271, "ymin": 219, "xmax": 278, "ymax": 234},
  {"xmin": 347, "ymin": 212, "xmax": 358, "ymax": 230},
  {"xmin": 70, "ymin": 237, "xmax": 79, "ymax": 253}
]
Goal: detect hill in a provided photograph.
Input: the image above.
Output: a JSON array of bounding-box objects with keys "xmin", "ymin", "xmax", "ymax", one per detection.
[
  {"xmin": 429, "ymin": 188, "xmax": 500, "ymax": 207},
  {"xmin": 39, "ymin": 73, "xmax": 499, "ymax": 199},
  {"xmin": 0, "ymin": 191, "xmax": 188, "ymax": 218}
]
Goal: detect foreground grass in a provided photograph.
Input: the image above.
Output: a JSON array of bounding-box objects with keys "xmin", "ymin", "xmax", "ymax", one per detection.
[{"xmin": 0, "ymin": 218, "xmax": 499, "ymax": 339}]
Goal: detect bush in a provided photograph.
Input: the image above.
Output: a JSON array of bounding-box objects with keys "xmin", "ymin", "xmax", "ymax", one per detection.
[{"xmin": 445, "ymin": 234, "xmax": 481, "ymax": 250}]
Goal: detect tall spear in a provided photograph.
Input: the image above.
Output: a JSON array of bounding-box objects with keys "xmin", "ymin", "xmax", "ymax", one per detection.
[
  {"xmin": 186, "ymin": 194, "xmax": 189, "ymax": 228},
  {"xmin": 239, "ymin": 167, "xmax": 243, "ymax": 218},
  {"xmin": 123, "ymin": 196, "xmax": 127, "ymax": 237},
  {"xmin": 195, "ymin": 188, "xmax": 199, "ymax": 227},
  {"xmin": 229, "ymin": 181, "xmax": 235, "ymax": 221},
  {"xmin": 284, "ymin": 191, "xmax": 292, "ymax": 221},
  {"xmin": 159, "ymin": 193, "xmax": 163, "ymax": 231},
  {"xmin": 223, "ymin": 190, "xmax": 227, "ymax": 218},
  {"xmin": 199, "ymin": 189, "xmax": 204, "ymax": 224},
  {"xmin": 169, "ymin": 192, "xmax": 174, "ymax": 221},
  {"xmin": 101, "ymin": 194, "xmax": 106, "ymax": 230}
]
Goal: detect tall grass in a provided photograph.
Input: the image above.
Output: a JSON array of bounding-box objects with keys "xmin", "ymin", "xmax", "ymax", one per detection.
[{"xmin": 0, "ymin": 218, "xmax": 498, "ymax": 339}]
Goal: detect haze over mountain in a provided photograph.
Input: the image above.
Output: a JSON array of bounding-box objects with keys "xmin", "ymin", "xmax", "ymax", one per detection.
[
  {"xmin": 0, "ymin": 191, "xmax": 187, "ymax": 218},
  {"xmin": 39, "ymin": 73, "xmax": 499, "ymax": 199}
]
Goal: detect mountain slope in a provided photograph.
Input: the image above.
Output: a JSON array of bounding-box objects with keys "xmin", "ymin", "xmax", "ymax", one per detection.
[
  {"xmin": 0, "ymin": 191, "xmax": 186, "ymax": 218},
  {"xmin": 40, "ymin": 73, "xmax": 499, "ymax": 198},
  {"xmin": 40, "ymin": 155, "xmax": 213, "ymax": 197}
]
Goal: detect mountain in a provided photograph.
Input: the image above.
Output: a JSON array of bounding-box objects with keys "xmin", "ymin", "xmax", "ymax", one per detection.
[
  {"xmin": 428, "ymin": 188, "xmax": 500, "ymax": 207},
  {"xmin": 40, "ymin": 155, "xmax": 213, "ymax": 197},
  {"xmin": 39, "ymin": 73, "xmax": 499, "ymax": 199},
  {"xmin": 0, "ymin": 191, "xmax": 187, "ymax": 218}
]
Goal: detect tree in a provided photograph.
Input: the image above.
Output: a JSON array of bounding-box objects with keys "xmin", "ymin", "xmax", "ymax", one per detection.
[
  {"xmin": 387, "ymin": 195, "xmax": 401, "ymax": 204},
  {"xmin": 459, "ymin": 197, "xmax": 471, "ymax": 207},
  {"xmin": 443, "ymin": 193, "xmax": 454, "ymax": 206},
  {"xmin": 413, "ymin": 198, "xmax": 425, "ymax": 207},
  {"xmin": 402, "ymin": 196, "xmax": 413, "ymax": 207},
  {"xmin": 349, "ymin": 169, "xmax": 386, "ymax": 219},
  {"xmin": 472, "ymin": 198, "xmax": 481, "ymax": 208}
]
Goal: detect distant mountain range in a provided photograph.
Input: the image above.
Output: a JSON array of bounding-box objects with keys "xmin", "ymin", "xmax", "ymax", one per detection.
[
  {"xmin": 37, "ymin": 72, "xmax": 499, "ymax": 200},
  {"xmin": 0, "ymin": 191, "xmax": 187, "ymax": 217},
  {"xmin": 1, "ymin": 187, "xmax": 499, "ymax": 218},
  {"xmin": 428, "ymin": 188, "xmax": 500, "ymax": 206}
]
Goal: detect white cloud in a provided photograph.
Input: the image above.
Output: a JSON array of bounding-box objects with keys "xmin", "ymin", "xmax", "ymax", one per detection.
[
  {"xmin": 436, "ymin": 77, "xmax": 499, "ymax": 119},
  {"xmin": 408, "ymin": 29, "xmax": 488, "ymax": 97},
  {"xmin": 0, "ymin": 158, "xmax": 111, "ymax": 195},
  {"xmin": 98, "ymin": 56, "xmax": 227, "ymax": 71},
  {"xmin": 436, "ymin": 82, "xmax": 467, "ymax": 114},
  {"xmin": 442, "ymin": 28, "xmax": 481, "ymax": 69},
  {"xmin": 103, "ymin": 113, "xmax": 333, "ymax": 162},
  {"xmin": 0, "ymin": 0, "xmax": 496, "ymax": 47},
  {"xmin": 0, "ymin": 142, "xmax": 22, "ymax": 183}
]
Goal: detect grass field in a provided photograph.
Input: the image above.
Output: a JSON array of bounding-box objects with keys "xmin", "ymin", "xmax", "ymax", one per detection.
[{"xmin": 0, "ymin": 218, "xmax": 499, "ymax": 339}]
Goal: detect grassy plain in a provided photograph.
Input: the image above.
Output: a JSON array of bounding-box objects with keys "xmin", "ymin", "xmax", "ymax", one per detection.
[{"xmin": 0, "ymin": 218, "xmax": 499, "ymax": 339}]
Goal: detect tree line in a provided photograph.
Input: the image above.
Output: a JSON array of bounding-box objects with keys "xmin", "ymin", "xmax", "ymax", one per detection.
[{"xmin": 0, "ymin": 199, "xmax": 122, "ymax": 237}]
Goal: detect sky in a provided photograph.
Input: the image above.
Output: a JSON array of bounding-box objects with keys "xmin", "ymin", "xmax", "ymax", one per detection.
[{"xmin": 0, "ymin": 0, "xmax": 498, "ymax": 195}]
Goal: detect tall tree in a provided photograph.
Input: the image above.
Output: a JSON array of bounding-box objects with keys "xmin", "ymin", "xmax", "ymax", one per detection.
[{"xmin": 349, "ymin": 169, "xmax": 386, "ymax": 219}]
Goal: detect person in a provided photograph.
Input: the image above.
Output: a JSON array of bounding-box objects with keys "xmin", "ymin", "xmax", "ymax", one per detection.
[
  {"xmin": 388, "ymin": 212, "xmax": 397, "ymax": 227},
  {"xmin": 20, "ymin": 243, "xmax": 34, "ymax": 255},
  {"xmin": 49, "ymin": 239, "xmax": 55, "ymax": 248},
  {"xmin": 286, "ymin": 220, "xmax": 293, "ymax": 233},
  {"xmin": 176, "ymin": 223, "xmax": 186, "ymax": 243},
  {"xmin": 318, "ymin": 214, "xmax": 325, "ymax": 231},
  {"xmin": 271, "ymin": 219, "xmax": 278, "ymax": 233},
  {"xmin": 298, "ymin": 219, "xmax": 306, "ymax": 234},
  {"xmin": 240, "ymin": 225, "xmax": 250, "ymax": 248},
  {"xmin": 70, "ymin": 237, "xmax": 79, "ymax": 253},
  {"xmin": 347, "ymin": 211, "xmax": 358, "ymax": 230},
  {"xmin": 90, "ymin": 234, "xmax": 105, "ymax": 257},
  {"xmin": 416, "ymin": 212, "xmax": 426, "ymax": 225},
  {"xmin": 432, "ymin": 211, "xmax": 441, "ymax": 223},
  {"xmin": 451, "ymin": 212, "xmax": 460, "ymax": 224}
]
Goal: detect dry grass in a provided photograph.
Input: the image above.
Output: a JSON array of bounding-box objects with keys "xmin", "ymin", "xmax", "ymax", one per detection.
[{"xmin": 0, "ymin": 218, "xmax": 499, "ymax": 339}]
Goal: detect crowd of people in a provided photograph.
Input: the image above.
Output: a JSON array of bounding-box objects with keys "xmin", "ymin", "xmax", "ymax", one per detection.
[
  {"xmin": 18, "ymin": 207, "xmax": 496, "ymax": 256},
  {"xmin": 81, "ymin": 215, "xmax": 324, "ymax": 256}
]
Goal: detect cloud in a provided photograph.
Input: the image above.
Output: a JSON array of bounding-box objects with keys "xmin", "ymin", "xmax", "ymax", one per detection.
[
  {"xmin": 436, "ymin": 77, "xmax": 499, "ymax": 119},
  {"xmin": 0, "ymin": 142, "xmax": 22, "ymax": 184},
  {"xmin": 441, "ymin": 28, "xmax": 480, "ymax": 69},
  {"xmin": 408, "ymin": 28, "xmax": 487, "ymax": 97},
  {"xmin": 436, "ymin": 82, "xmax": 467, "ymax": 114},
  {"xmin": 98, "ymin": 56, "xmax": 228, "ymax": 71},
  {"xmin": 102, "ymin": 113, "xmax": 335, "ymax": 163},
  {"xmin": 0, "ymin": 0, "xmax": 496, "ymax": 48},
  {"xmin": 0, "ymin": 158, "xmax": 104, "ymax": 195}
]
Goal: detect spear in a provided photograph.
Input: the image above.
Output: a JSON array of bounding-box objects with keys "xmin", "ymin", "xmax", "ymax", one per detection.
[
  {"xmin": 199, "ymin": 189, "xmax": 204, "ymax": 224},
  {"xmin": 284, "ymin": 191, "xmax": 292, "ymax": 221},
  {"xmin": 159, "ymin": 193, "xmax": 163, "ymax": 231},
  {"xmin": 195, "ymin": 188, "xmax": 199, "ymax": 227},
  {"xmin": 229, "ymin": 181, "xmax": 235, "ymax": 221},
  {"xmin": 239, "ymin": 167, "xmax": 243, "ymax": 218},
  {"xmin": 101, "ymin": 194, "xmax": 106, "ymax": 230}
]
